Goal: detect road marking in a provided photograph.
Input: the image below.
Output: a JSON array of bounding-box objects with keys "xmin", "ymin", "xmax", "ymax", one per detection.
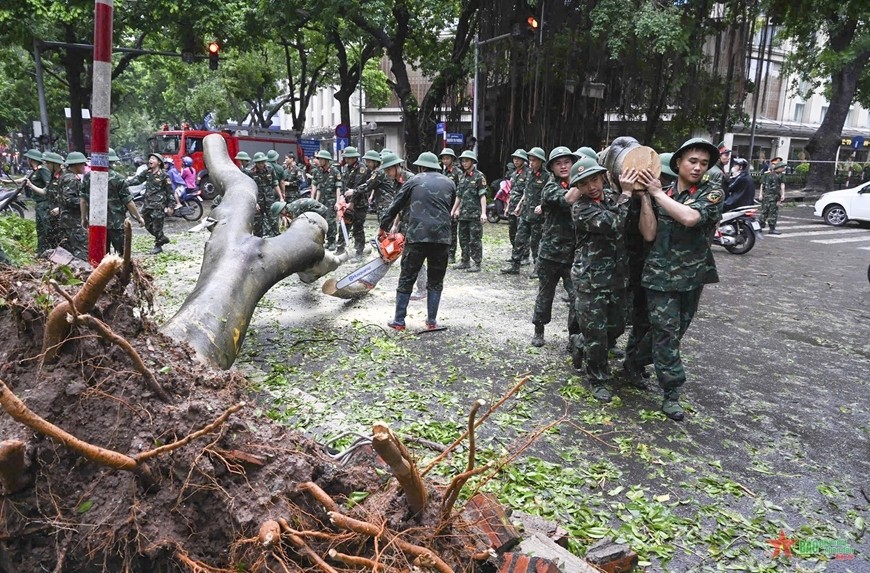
[
  {"xmin": 772, "ymin": 224, "xmax": 830, "ymax": 230},
  {"xmin": 859, "ymin": 246, "xmax": 870, "ymax": 251},
  {"xmin": 766, "ymin": 229, "xmax": 868, "ymax": 238},
  {"xmin": 811, "ymin": 236, "xmax": 870, "ymax": 244},
  {"xmin": 778, "ymin": 215, "xmax": 821, "ymax": 222}
]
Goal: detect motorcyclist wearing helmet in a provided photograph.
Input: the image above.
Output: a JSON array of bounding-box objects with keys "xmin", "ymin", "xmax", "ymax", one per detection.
[{"xmin": 180, "ymin": 156, "xmax": 197, "ymax": 205}]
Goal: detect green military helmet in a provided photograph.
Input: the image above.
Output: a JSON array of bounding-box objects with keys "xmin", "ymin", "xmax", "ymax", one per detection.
[
  {"xmin": 107, "ymin": 148, "xmax": 121, "ymax": 162},
  {"xmin": 458, "ymin": 150, "xmax": 477, "ymax": 163},
  {"xmin": 266, "ymin": 149, "xmax": 280, "ymax": 162},
  {"xmin": 659, "ymin": 152, "xmax": 677, "ymax": 179},
  {"xmin": 527, "ymin": 147, "xmax": 546, "ymax": 162},
  {"xmin": 24, "ymin": 149, "xmax": 43, "ymax": 162},
  {"xmin": 379, "ymin": 152, "xmax": 403, "ymax": 170},
  {"xmin": 343, "ymin": 146, "xmax": 360, "ymax": 158},
  {"xmin": 65, "ymin": 151, "xmax": 88, "ymax": 165},
  {"xmin": 380, "ymin": 148, "xmax": 394, "ymax": 156},
  {"xmin": 511, "ymin": 149, "xmax": 528, "ymax": 162},
  {"xmin": 252, "ymin": 152, "xmax": 268, "ymax": 163},
  {"xmin": 670, "ymin": 137, "xmax": 719, "ymax": 173},
  {"xmin": 363, "ymin": 150, "xmax": 382, "ymax": 163},
  {"xmin": 314, "ymin": 149, "xmax": 333, "ymax": 161},
  {"xmin": 42, "ymin": 151, "xmax": 65, "ymax": 165},
  {"xmin": 575, "ymin": 146, "xmax": 597, "ymax": 161},
  {"xmin": 270, "ymin": 201, "xmax": 287, "ymax": 217},
  {"xmin": 569, "ymin": 157, "xmax": 608, "ymax": 186},
  {"xmin": 413, "ymin": 151, "xmax": 441, "ymax": 170},
  {"xmin": 773, "ymin": 160, "xmax": 787, "ymax": 171},
  {"xmin": 148, "ymin": 152, "xmax": 164, "ymax": 165},
  {"xmin": 547, "ymin": 146, "xmax": 577, "ymax": 170},
  {"xmin": 439, "ymin": 148, "xmax": 456, "ymax": 158},
  {"xmin": 235, "ymin": 151, "xmax": 251, "ymax": 162}
]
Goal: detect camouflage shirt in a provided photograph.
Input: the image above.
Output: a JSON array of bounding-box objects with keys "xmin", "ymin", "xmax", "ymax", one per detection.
[
  {"xmin": 520, "ymin": 169, "xmax": 551, "ymax": 221},
  {"xmin": 571, "ymin": 189, "xmax": 630, "ymax": 292},
  {"xmin": 380, "ymin": 171, "xmax": 455, "ymax": 244},
  {"xmin": 642, "ymin": 181, "xmax": 722, "ymax": 292},
  {"xmin": 508, "ymin": 166, "xmax": 530, "ymax": 212},
  {"xmin": 456, "ymin": 167, "xmax": 487, "ymax": 221},
  {"xmin": 442, "ymin": 165, "xmax": 461, "ymax": 188},
  {"xmin": 286, "ymin": 198, "xmax": 329, "ymax": 219},
  {"xmin": 55, "ymin": 172, "xmax": 83, "ymax": 230},
  {"xmin": 245, "ymin": 163, "xmax": 279, "ymax": 207},
  {"xmin": 760, "ymin": 172, "xmax": 783, "ymax": 200},
  {"xmin": 29, "ymin": 166, "xmax": 52, "ymax": 203},
  {"xmin": 82, "ymin": 170, "xmax": 134, "ymax": 229},
  {"xmin": 129, "ymin": 168, "xmax": 173, "ymax": 211},
  {"xmin": 538, "ymin": 179, "xmax": 575, "ymax": 264},
  {"xmin": 312, "ymin": 165, "xmax": 342, "ymax": 206},
  {"xmin": 343, "ymin": 161, "xmax": 370, "ymax": 207},
  {"xmin": 283, "ymin": 164, "xmax": 304, "ymax": 201}
]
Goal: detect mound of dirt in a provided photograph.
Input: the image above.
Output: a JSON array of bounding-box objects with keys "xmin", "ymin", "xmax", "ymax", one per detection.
[{"xmin": 0, "ymin": 262, "xmax": 486, "ymax": 573}]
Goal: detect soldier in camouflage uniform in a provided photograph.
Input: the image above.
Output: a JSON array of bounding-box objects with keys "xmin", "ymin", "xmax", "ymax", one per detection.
[
  {"xmin": 266, "ymin": 150, "xmax": 286, "ymax": 201},
  {"xmin": 270, "ymin": 198, "xmax": 330, "ymax": 232},
  {"xmin": 235, "ymin": 151, "xmax": 251, "ymax": 170},
  {"xmin": 502, "ymin": 147, "xmax": 549, "ymax": 276},
  {"xmin": 39, "ymin": 152, "xmax": 67, "ymax": 252},
  {"xmin": 51, "ymin": 152, "xmax": 89, "ymax": 260},
  {"xmin": 244, "ymin": 152, "xmax": 281, "ymax": 238},
  {"xmin": 451, "ymin": 150, "xmax": 488, "ymax": 272},
  {"xmin": 640, "ymin": 138, "xmax": 723, "ymax": 421},
  {"xmin": 622, "ymin": 152, "xmax": 672, "ymax": 388},
  {"xmin": 282, "ymin": 154, "xmax": 304, "ymax": 202},
  {"xmin": 759, "ymin": 161, "xmax": 785, "ymax": 234},
  {"xmin": 337, "ymin": 147, "xmax": 370, "ymax": 256},
  {"xmin": 529, "ymin": 146, "xmax": 577, "ymax": 348},
  {"xmin": 128, "ymin": 152, "xmax": 174, "ymax": 254},
  {"xmin": 565, "ymin": 156, "xmax": 633, "ymax": 403},
  {"xmin": 380, "ymin": 152, "xmax": 456, "ymax": 331},
  {"xmin": 366, "ymin": 152, "xmax": 413, "ymax": 229},
  {"xmin": 16, "ymin": 149, "xmax": 54, "ymax": 254},
  {"xmin": 439, "ymin": 148, "xmax": 462, "ymax": 263},
  {"xmin": 506, "ymin": 149, "xmax": 530, "ymax": 253},
  {"xmin": 81, "ymin": 148, "xmax": 144, "ymax": 255},
  {"xmin": 311, "ymin": 150, "xmax": 342, "ymax": 249}
]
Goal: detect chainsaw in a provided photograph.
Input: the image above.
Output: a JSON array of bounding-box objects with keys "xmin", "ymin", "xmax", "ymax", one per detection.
[{"xmin": 322, "ymin": 231, "xmax": 405, "ymax": 298}]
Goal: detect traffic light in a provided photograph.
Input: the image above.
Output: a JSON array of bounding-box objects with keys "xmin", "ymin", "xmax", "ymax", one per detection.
[{"xmin": 207, "ymin": 41, "xmax": 220, "ymax": 70}]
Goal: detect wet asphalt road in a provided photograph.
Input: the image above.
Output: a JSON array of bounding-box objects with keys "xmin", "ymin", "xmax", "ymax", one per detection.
[{"xmin": 142, "ymin": 203, "xmax": 869, "ymax": 571}]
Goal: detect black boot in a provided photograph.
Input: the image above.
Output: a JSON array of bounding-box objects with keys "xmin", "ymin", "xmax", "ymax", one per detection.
[
  {"xmin": 388, "ymin": 292, "xmax": 411, "ymax": 331},
  {"xmin": 531, "ymin": 324, "xmax": 545, "ymax": 347},
  {"xmin": 426, "ymin": 290, "xmax": 442, "ymax": 328}
]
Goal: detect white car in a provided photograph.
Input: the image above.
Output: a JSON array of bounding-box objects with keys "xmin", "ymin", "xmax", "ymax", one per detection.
[{"xmin": 814, "ymin": 181, "xmax": 870, "ymax": 226}]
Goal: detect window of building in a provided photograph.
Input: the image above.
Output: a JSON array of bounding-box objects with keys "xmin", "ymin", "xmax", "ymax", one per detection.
[
  {"xmin": 793, "ymin": 103, "xmax": 805, "ymax": 122},
  {"xmin": 820, "ymin": 106, "xmax": 828, "ymax": 122}
]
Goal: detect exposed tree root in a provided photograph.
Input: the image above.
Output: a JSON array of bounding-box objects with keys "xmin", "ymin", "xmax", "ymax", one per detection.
[
  {"xmin": 134, "ymin": 403, "xmax": 244, "ymax": 462},
  {"xmin": 371, "ymin": 422, "xmax": 428, "ymax": 516},
  {"xmin": 277, "ymin": 518, "xmax": 340, "ymax": 573},
  {"xmin": 42, "ymin": 255, "xmax": 123, "ymax": 363},
  {"xmin": 328, "ymin": 548, "xmax": 394, "ymax": 572}
]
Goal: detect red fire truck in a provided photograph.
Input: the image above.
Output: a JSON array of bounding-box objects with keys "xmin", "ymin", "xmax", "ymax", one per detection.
[{"xmin": 147, "ymin": 125, "xmax": 303, "ymax": 199}]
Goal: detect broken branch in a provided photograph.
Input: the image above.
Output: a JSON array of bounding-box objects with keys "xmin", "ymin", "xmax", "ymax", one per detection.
[
  {"xmin": 135, "ymin": 403, "xmax": 244, "ymax": 462},
  {"xmin": 421, "ymin": 376, "xmax": 530, "ymax": 476},
  {"xmin": 439, "ymin": 399, "xmax": 486, "ymax": 521},
  {"xmin": 371, "ymin": 422, "xmax": 428, "ymax": 516}
]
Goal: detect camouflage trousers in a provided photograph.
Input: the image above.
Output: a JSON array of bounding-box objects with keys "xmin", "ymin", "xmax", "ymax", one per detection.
[
  {"xmin": 533, "ymin": 258, "xmax": 574, "ymax": 326},
  {"xmin": 107, "ymin": 228, "xmax": 125, "ymax": 255},
  {"xmin": 624, "ymin": 265, "xmax": 652, "ymax": 374},
  {"xmin": 58, "ymin": 222, "xmax": 88, "ymax": 260},
  {"xmin": 449, "ymin": 218, "xmax": 458, "ymax": 259},
  {"xmin": 759, "ymin": 196, "xmax": 780, "ymax": 229},
  {"xmin": 142, "ymin": 208, "xmax": 168, "ymax": 246},
  {"xmin": 457, "ymin": 220, "xmax": 483, "ymax": 265},
  {"xmin": 321, "ymin": 199, "xmax": 337, "ymax": 247},
  {"xmin": 254, "ymin": 205, "xmax": 279, "ymax": 238},
  {"xmin": 34, "ymin": 201, "xmax": 54, "ymax": 254},
  {"xmin": 337, "ymin": 204, "xmax": 367, "ymax": 254},
  {"xmin": 508, "ymin": 214, "xmax": 518, "ymax": 249},
  {"xmin": 573, "ymin": 288, "xmax": 626, "ymax": 384},
  {"xmin": 511, "ymin": 217, "xmax": 542, "ymax": 265},
  {"xmin": 645, "ymin": 288, "xmax": 703, "ymax": 391}
]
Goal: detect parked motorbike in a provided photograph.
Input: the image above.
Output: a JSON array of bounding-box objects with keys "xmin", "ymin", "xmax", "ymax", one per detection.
[
  {"xmin": 0, "ymin": 182, "xmax": 27, "ymax": 218},
  {"xmin": 713, "ymin": 205, "xmax": 763, "ymax": 255},
  {"xmin": 130, "ymin": 186, "xmax": 203, "ymax": 221}
]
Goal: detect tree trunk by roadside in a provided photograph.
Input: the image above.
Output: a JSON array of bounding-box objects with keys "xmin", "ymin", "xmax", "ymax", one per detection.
[{"xmin": 161, "ymin": 134, "xmax": 343, "ymax": 369}]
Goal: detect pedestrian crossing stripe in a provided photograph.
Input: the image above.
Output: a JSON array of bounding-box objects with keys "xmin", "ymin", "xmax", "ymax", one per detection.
[
  {"xmin": 811, "ymin": 236, "xmax": 870, "ymax": 244},
  {"xmin": 858, "ymin": 246, "xmax": 870, "ymax": 251},
  {"xmin": 777, "ymin": 215, "xmax": 820, "ymax": 223},
  {"xmin": 772, "ymin": 224, "xmax": 831, "ymax": 230},
  {"xmin": 766, "ymin": 229, "xmax": 868, "ymax": 238}
]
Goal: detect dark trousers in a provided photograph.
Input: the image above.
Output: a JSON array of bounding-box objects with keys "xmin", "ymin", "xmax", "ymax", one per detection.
[
  {"xmin": 449, "ymin": 218, "xmax": 458, "ymax": 259},
  {"xmin": 397, "ymin": 243, "xmax": 449, "ymax": 294},
  {"xmin": 624, "ymin": 265, "xmax": 652, "ymax": 372},
  {"xmin": 142, "ymin": 208, "xmax": 167, "ymax": 245},
  {"xmin": 646, "ymin": 288, "xmax": 703, "ymax": 391},
  {"xmin": 508, "ymin": 214, "xmax": 518, "ymax": 248},
  {"xmin": 107, "ymin": 228, "xmax": 125, "ymax": 255},
  {"xmin": 511, "ymin": 217, "xmax": 542, "ymax": 264},
  {"xmin": 533, "ymin": 258, "xmax": 573, "ymax": 326},
  {"xmin": 457, "ymin": 220, "xmax": 483, "ymax": 265},
  {"xmin": 574, "ymin": 288, "xmax": 627, "ymax": 383}
]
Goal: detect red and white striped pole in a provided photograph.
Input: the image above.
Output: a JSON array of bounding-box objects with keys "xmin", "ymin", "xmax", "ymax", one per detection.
[{"xmin": 88, "ymin": 0, "xmax": 113, "ymax": 266}]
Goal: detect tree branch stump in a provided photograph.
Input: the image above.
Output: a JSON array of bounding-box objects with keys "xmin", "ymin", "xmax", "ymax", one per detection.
[{"xmin": 371, "ymin": 422, "xmax": 428, "ymax": 516}]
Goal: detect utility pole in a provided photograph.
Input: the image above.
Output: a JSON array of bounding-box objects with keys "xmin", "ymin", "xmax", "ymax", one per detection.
[
  {"xmin": 32, "ymin": 40, "xmax": 51, "ymax": 151},
  {"xmin": 88, "ymin": 0, "xmax": 114, "ymax": 266}
]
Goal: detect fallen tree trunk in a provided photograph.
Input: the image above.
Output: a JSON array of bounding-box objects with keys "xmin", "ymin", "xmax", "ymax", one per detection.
[{"xmin": 161, "ymin": 134, "xmax": 344, "ymax": 369}]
